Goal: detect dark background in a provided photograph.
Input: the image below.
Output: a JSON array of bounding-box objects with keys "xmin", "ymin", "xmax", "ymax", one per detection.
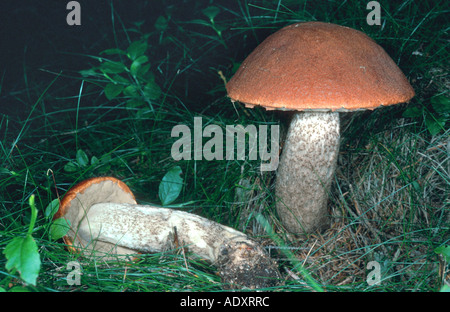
[{"xmin": 0, "ymin": 1, "xmax": 267, "ymax": 113}]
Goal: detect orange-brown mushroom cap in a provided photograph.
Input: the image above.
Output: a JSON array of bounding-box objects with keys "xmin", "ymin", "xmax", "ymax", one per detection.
[
  {"xmin": 226, "ymin": 21, "xmax": 415, "ymax": 111},
  {"xmin": 54, "ymin": 176, "xmax": 136, "ymax": 219}
]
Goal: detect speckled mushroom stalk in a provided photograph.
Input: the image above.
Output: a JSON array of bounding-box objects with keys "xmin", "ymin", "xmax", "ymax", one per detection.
[
  {"xmin": 275, "ymin": 111, "xmax": 340, "ymax": 233},
  {"xmin": 55, "ymin": 177, "xmax": 280, "ymax": 289}
]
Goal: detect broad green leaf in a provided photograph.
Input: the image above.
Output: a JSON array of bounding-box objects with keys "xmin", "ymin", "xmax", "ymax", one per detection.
[
  {"xmin": 76, "ymin": 149, "xmax": 89, "ymax": 167},
  {"xmin": 137, "ymin": 63, "xmax": 151, "ymax": 79},
  {"xmin": 100, "ymin": 48, "xmax": 126, "ymax": 56},
  {"xmin": 435, "ymin": 245, "xmax": 450, "ymax": 262},
  {"xmin": 143, "ymin": 81, "xmax": 162, "ymax": 100},
  {"xmin": 130, "ymin": 55, "xmax": 149, "ymax": 77},
  {"xmin": 202, "ymin": 6, "xmax": 220, "ymax": 21},
  {"xmin": 64, "ymin": 162, "xmax": 78, "ymax": 172},
  {"xmin": 91, "ymin": 155, "xmax": 100, "ymax": 165},
  {"xmin": 155, "ymin": 16, "xmax": 168, "ymax": 31},
  {"xmin": 133, "ymin": 55, "xmax": 149, "ymax": 65},
  {"xmin": 49, "ymin": 218, "xmax": 71, "ymax": 240},
  {"xmin": 110, "ymin": 74, "xmax": 130, "ymax": 84},
  {"xmin": 431, "ymin": 95, "xmax": 450, "ymax": 114},
  {"xmin": 123, "ymin": 85, "xmax": 139, "ymax": 97},
  {"xmin": 0, "ymin": 167, "xmax": 12, "ymax": 175},
  {"xmin": 139, "ymin": 70, "xmax": 156, "ymax": 84},
  {"xmin": 8, "ymin": 286, "xmax": 30, "ymax": 292},
  {"xmin": 79, "ymin": 68, "xmax": 99, "ymax": 77},
  {"xmin": 44, "ymin": 198, "xmax": 60, "ymax": 219},
  {"xmin": 100, "ymin": 61, "xmax": 127, "ymax": 74},
  {"xmin": 126, "ymin": 99, "xmax": 145, "ymax": 108},
  {"xmin": 104, "ymin": 83, "xmax": 124, "ymax": 100},
  {"xmin": 3, "ymin": 236, "xmax": 41, "ymax": 286},
  {"xmin": 127, "ymin": 41, "xmax": 148, "ymax": 61},
  {"xmin": 425, "ymin": 114, "xmax": 446, "ymax": 135},
  {"xmin": 27, "ymin": 195, "xmax": 38, "ymax": 235},
  {"xmin": 402, "ymin": 106, "xmax": 422, "ymax": 118},
  {"xmin": 159, "ymin": 166, "xmax": 183, "ymax": 206}
]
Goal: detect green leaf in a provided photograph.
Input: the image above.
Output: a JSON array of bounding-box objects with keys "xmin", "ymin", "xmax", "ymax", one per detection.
[
  {"xmin": 431, "ymin": 95, "xmax": 450, "ymax": 114},
  {"xmin": 44, "ymin": 199, "xmax": 60, "ymax": 219},
  {"xmin": 159, "ymin": 166, "xmax": 183, "ymax": 206},
  {"xmin": 3, "ymin": 236, "xmax": 41, "ymax": 286},
  {"xmin": 110, "ymin": 74, "xmax": 130, "ymax": 84},
  {"xmin": 126, "ymin": 99, "xmax": 146, "ymax": 108},
  {"xmin": 64, "ymin": 162, "xmax": 78, "ymax": 172},
  {"xmin": 402, "ymin": 106, "xmax": 422, "ymax": 118},
  {"xmin": 155, "ymin": 15, "xmax": 168, "ymax": 31},
  {"xmin": 100, "ymin": 61, "xmax": 127, "ymax": 74},
  {"xmin": 130, "ymin": 55, "xmax": 149, "ymax": 77},
  {"xmin": 123, "ymin": 85, "xmax": 139, "ymax": 98},
  {"xmin": 202, "ymin": 6, "xmax": 220, "ymax": 21},
  {"xmin": 143, "ymin": 81, "xmax": 162, "ymax": 100},
  {"xmin": 104, "ymin": 83, "xmax": 124, "ymax": 100},
  {"xmin": 137, "ymin": 63, "xmax": 151, "ymax": 79},
  {"xmin": 91, "ymin": 155, "xmax": 100, "ymax": 165},
  {"xmin": 139, "ymin": 69, "xmax": 156, "ymax": 84},
  {"xmin": 0, "ymin": 167, "xmax": 12, "ymax": 175},
  {"xmin": 27, "ymin": 195, "xmax": 38, "ymax": 236},
  {"xmin": 49, "ymin": 218, "xmax": 71, "ymax": 241},
  {"xmin": 127, "ymin": 41, "xmax": 148, "ymax": 61},
  {"xmin": 9, "ymin": 286, "xmax": 30, "ymax": 292},
  {"xmin": 190, "ymin": 19, "xmax": 212, "ymax": 27},
  {"xmin": 435, "ymin": 245, "xmax": 450, "ymax": 262},
  {"xmin": 425, "ymin": 113, "xmax": 446, "ymax": 135},
  {"xmin": 76, "ymin": 149, "xmax": 89, "ymax": 167},
  {"xmin": 100, "ymin": 48, "xmax": 127, "ymax": 56},
  {"xmin": 79, "ymin": 68, "xmax": 99, "ymax": 77},
  {"xmin": 133, "ymin": 55, "xmax": 149, "ymax": 65}
]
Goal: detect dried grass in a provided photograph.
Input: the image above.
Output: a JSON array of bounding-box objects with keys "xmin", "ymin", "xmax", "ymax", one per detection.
[{"xmin": 239, "ymin": 115, "xmax": 449, "ymax": 291}]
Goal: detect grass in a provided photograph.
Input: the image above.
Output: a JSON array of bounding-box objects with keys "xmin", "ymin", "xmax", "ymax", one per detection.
[{"xmin": 0, "ymin": 0, "xmax": 449, "ymax": 292}]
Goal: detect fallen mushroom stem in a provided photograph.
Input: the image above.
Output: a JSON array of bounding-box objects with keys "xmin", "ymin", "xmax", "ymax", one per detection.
[
  {"xmin": 80, "ymin": 203, "xmax": 246, "ymax": 261},
  {"xmin": 70, "ymin": 202, "xmax": 281, "ymax": 289}
]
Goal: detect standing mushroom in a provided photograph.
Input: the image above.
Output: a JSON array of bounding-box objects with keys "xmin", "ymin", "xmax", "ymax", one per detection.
[
  {"xmin": 54, "ymin": 176, "xmax": 280, "ymax": 289},
  {"xmin": 226, "ymin": 22, "xmax": 414, "ymax": 234}
]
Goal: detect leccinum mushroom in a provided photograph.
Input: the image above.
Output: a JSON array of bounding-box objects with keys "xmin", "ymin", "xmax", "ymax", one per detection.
[
  {"xmin": 54, "ymin": 176, "xmax": 280, "ymax": 289},
  {"xmin": 226, "ymin": 22, "xmax": 415, "ymax": 234}
]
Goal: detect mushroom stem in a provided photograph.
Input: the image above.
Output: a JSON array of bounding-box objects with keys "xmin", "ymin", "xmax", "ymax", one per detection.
[
  {"xmin": 79, "ymin": 203, "xmax": 247, "ymax": 262},
  {"xmin": 275, "ymin": 111, "xmax": 340, "ymax": 234},
  {"xmin": 73, "ymin": 202, "xmax": 281, "ymax": 289}
]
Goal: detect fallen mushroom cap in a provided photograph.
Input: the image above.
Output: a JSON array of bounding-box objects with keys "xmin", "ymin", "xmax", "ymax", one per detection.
[
  {"xmin": 54, "ymin": 176, "xmax": 138, "ymax": 255},
  {"xmin": 226, "ymin": 22, "xmax": 414, "ymax": 234},
  {"xmin": 55, "ymin": 176, "xmax": 281, "ymax": 289}
]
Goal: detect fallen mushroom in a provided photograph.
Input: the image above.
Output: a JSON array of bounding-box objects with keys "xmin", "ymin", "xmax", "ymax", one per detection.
[
  {"xmin": 54, "ymin": 176, "xmax": 281, "ymax": 289},
  {"xmin": 226, "ymin": 21, "xmax": 415, "ymax": 234}
]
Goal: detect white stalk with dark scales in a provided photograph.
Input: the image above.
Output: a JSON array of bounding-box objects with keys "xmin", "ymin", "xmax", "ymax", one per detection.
[{"xmin": 275, "ymin": 112, "xmax": 340, "ymax": 232}]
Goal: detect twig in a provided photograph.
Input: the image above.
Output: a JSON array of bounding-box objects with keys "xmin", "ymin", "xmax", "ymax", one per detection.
[{"xmin": 173, "ymin": 226, "xmax": 194, "ymax": 276}]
